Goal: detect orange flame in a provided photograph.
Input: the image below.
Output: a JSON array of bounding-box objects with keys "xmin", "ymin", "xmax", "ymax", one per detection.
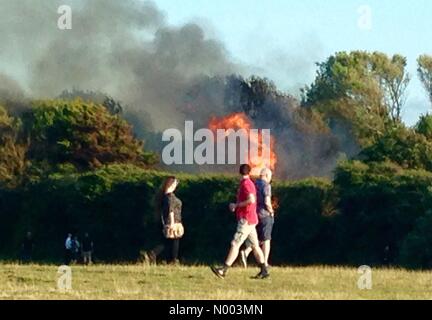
[{"xmin": 208, "ymin": 112, "xmax": 277, "ymax": 176}]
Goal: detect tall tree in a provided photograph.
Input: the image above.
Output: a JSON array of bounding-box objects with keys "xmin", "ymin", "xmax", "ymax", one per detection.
[
  {"xmin": 417, "ymin": 55, "xmax": 432, "ymax": 106},
  {"xmin": 302, "ymin": 51, "xmax": 385, "ymax": 113},
  {"xmin": 372, "ymin": 53, "xmax": 410, "ymax": 123},
  {"xmin": 302, "ymin": 51, "xmax": 410, "ymax": 146}
]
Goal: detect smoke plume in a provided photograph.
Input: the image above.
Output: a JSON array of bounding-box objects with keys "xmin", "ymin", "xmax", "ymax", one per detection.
[{"xmin": 0, "ymin": 0, "xmax": 347, "ymax": 179}]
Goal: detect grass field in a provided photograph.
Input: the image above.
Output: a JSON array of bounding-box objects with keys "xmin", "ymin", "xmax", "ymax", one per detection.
[{"xmin": 0, "ymin": 263, "xmax": 432, "ymax": 300}]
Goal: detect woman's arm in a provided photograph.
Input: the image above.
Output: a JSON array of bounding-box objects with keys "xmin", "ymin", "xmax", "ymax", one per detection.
[
  {"xmin": 168, "ymin": 211, "xmax": 175, "ymax": 226},
  {"xmin": 236, "ymin": 194, "xmax": 256, "ymax": 208}
]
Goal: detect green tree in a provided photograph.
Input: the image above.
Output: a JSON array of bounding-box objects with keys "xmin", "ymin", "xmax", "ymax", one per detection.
[
  {"xmin": 23, "ymin": 99, "xmax": 157, "ymax": 171},
  {"xmin": 0, "ymin": 105, "xmax": 27, "ymax": 188},
  {"xmin": 415, "ymin": 114, "xmax": 432, "ymax": 139},
  {"xmin": 58, "ymin": 89, "xmax": 123, "ymax": 115},
  {"xmin": 417, "ymin": 54, "xmax": 432, "ymax": 106},
  {"xmin": 360, "ymin": 125, "xmax": 432, "ymax": 171},
  {"xmin": 302, "ymin": 51, "xmax": 385, "ymax": 113},
  {"xmin": 372, "ymin": 53, "xmax": 410, "ymax": 122},
  {"xmin": 302, "ymin": 51, "xmax": 410, "ymax": 146}
]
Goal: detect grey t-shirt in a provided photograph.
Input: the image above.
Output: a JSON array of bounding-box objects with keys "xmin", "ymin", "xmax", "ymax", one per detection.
[{"xmin": 255, "ymin": 179, "xmax": 271, "ymax": 219}]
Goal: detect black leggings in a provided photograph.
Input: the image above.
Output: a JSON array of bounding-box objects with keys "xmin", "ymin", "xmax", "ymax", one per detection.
[
  {"xmin": 154, "ymin": 238, "xmax": 180, "ymax": 263},
  {"xmin": 165, "ymin": 238, "xmax": 180, "ymax": 262}
]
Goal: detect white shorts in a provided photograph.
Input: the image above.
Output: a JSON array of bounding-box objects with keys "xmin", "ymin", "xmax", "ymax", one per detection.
[{"xmin": 232, "ymin": 219, "xmax": 259, "ymax": 248}]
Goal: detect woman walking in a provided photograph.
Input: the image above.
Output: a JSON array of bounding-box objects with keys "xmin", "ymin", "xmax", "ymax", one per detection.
[{"xmin": 147, "ymin": 176, "xmax": 184, "ymax": 264}]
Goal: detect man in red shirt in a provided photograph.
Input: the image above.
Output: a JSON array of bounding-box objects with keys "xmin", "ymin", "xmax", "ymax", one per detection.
[{"xmin": 211, "ymin": 164, "xmax": 270, "ymax": 279}]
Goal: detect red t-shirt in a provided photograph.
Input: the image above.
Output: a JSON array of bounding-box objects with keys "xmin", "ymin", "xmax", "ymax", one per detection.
[{"xmin": 236, "ymin": 177, "xmax": 258, "ymax": 225}]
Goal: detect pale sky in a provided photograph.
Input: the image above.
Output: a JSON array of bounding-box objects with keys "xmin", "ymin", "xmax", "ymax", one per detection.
[{"xmin": 154, "ymin": 0, "xmax": 432, "ymax": 125}]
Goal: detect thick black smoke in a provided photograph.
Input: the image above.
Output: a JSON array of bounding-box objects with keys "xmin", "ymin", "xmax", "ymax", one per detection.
[
  {"xmin": 0, "ymin": 0, "xmax": 348, "ymax": 179},
  {"xmin": 0, "ymin": 0, "xmax": 236, "ymax": 126}
]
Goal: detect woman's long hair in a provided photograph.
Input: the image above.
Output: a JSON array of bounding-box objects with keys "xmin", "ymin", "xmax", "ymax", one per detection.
[{"xmin": 154, "ymin": 176, "xmax": 177, "ymax": 221}]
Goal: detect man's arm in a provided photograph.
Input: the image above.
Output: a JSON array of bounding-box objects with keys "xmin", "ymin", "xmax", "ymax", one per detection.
[
  {"xmin": 264, "ymin": 195, "xmax": 274, "ymax": 216},
  {"xmin": 236, "ymin": 193, "xmax": 256, "ymax": 208}
]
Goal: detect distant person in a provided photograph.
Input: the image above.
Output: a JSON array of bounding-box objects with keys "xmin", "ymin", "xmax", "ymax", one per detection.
[
  {"xmin": 72, "ymin": 236, "xmax": 81, "ymax": 264},
  {"xmin": 240, "ymin": 168, "xmax": 275, "ymax": 268},
  {"xmin": 145, "ymin": 177, "xmax": 184, "ymax": 264},
  {"xmin": 211, "ymin": 164, "xmax": 270, "ymax": 279},
  {"xmin": 383, "ymin": 245, "xmax": 392, "ymax": 266},
  {"xmin": 81, "ymin": 233, "xmax": 94, "ymax": 265},
  {"xmin": 64, "ymin": 233, "xmax": 73, "ymax": 265},
  {"xmin": 21, "ymin": 232, "xmax": 34, "ymax": 263}
]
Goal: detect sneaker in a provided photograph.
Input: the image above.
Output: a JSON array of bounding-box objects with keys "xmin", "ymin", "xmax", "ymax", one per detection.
[
  {"xmin": 143, "ymin": 251, "xmax": 157, "ymax": 265},
  {"xmin": 240, "ymin": 250, "xmax": 248, "ymax": 269},
  {"xmin": 210, "ymin": 266, "xmax": 226, "ymax": 279},
  {"xmin": 148, "ymin": 251, "xmax": 157, "ymax": 264},
  {"xmin": 253, "ymin": 270, "xmax": 270, "ymax": 279},
  {"xmin": 143, "ymin": 252, "xmax": 150, "ymax": 264}
]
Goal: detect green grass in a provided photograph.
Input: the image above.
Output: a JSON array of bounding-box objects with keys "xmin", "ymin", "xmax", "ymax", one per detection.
[{"xmin": 0, "ymin": 263, "xmax": 432, "ymax": 300}]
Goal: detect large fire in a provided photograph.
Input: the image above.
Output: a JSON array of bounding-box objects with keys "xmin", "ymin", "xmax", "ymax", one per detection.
[{"xmin": 208, "ymin": 112, "xmax": 277, "ymax": 176}]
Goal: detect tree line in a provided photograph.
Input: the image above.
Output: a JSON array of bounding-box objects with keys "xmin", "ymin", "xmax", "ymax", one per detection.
[{"xmin": 1, "ymin": 51, "xmax": 432, "ymax": 267}]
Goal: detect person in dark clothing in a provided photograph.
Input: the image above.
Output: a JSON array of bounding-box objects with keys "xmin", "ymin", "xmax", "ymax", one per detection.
[
  {"xmin": 81, "ymin": 233, "xmax": 94, "ymax": 265},
  {"xmin": 71, "ymin": 235, "xmax": 80, "ymax": 264},
  {"xmin": 21, "ymin": 232, "xmax": 34, "ymax": 263},
  {"xmin": 64, "ymin": 233, "xmax": 73, "ymax": 265},
  {"xmin": 383, "ymin": 245, "xmax": 394, "ymax": 266},
  {"xmin": 145, "ymin": 176, "xmax": 183, "ymax": 265}
]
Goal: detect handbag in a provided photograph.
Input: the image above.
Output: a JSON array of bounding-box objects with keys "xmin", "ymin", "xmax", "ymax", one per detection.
[{"xmin": 163, "ymin": 223, "xmax": 185, "ymax": 239}]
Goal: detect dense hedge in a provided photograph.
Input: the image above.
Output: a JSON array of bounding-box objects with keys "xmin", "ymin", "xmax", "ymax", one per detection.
[
  {"xmin": 1, "ymin": 162, "xmax": 432, "ymax": 268},
  {"xmin": 333, "ymin": 161, "xmax": 432, "ymax": 268},
  {"xmin": 0, "ymin": 164, "xmax": 332, "ymax": 264}
]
